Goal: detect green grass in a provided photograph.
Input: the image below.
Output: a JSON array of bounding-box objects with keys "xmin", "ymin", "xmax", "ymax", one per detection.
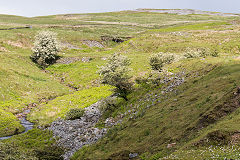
[
  {"xmin": 163, "ymin": 145, "xmax": 240, "ymax": 160},
  {"xmin": 1, "ymin": 9, "xmax": 240, "ymax": 160},
  {"xmin": 29, "ymin": 86, "xmax": 112, "ymax": 126},
  {"xmin": 0, "ymin": 46, "xmax": 69, "ymax": 136},
  {"xmin": 0, "ymin": 129, "xmax": 64, "ymax": 159},
  {"xmin": 0, "ymin": 51, "xmax": 70, "ymax": 113},
  {"xmin": 47, "ymin": 58, "xmax": 106, "ymax": 89},
  {"xmin": 149, "ymin": 21, "xmax": 230, "ymax": 33},
  {"xmin": 71, "ymin": 57, "xmax": 240, "ymax": 159},
  {"xmin": 115, "ymin": 22, "xmax": 240, "ymax": 55},
  {"xmin": 0, "ymin": 109, "xmax": 24, "ymax": 137}
]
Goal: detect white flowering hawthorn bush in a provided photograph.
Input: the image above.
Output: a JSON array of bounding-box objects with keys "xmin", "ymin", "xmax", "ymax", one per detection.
[
  {"xmin": 149, "ymin": 53, "xmax": 175, "ymax": 71},
  {"xmin": 31, "ymin": 31, "xmax": 60, "ymax": 67},
  {"xmin": 98, "ymin": 53, "xmax": 133, "ymax": 100}
]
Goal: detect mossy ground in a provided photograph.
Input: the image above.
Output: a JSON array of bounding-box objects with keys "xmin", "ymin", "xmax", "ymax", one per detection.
[{"xmin": 1, "ymin": 10, "xmax": 240, "ymax": 159}]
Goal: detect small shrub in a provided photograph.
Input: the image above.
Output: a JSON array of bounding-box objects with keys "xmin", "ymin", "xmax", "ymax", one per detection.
[
  {"xmin": 148, "ymin": 70, "xmax": 163, "ymax": 86},
  {"xmin": 65, "ymin": 108, "xmax": 85, "ymax": 120},
  {"xmin": 149, "ymin": 53, "xmax": 175, "ymax": 71},
  {"xmin": 98, "ymin": 53, "xmax": 133, "ymax": 101},
  {"xmin": 184, "ymin": 48, "xmax": 200, "ymax": 58},
  {"xmin": 184, "ymin": 47, "xmax": 218, "ymax": 58},
  {"xmin": 197, "ymin": 48, "xmax": 209, "ymax": 57},
  {"xmin": 136, "ymin": 70, "xmax": 165, "ymax": 87},
  {"xmin": 31, "ymin": 31, "xmax": 60, "ymax": 68}
]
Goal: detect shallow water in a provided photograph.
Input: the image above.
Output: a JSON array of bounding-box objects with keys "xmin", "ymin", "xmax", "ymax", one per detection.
[{"xmin": 0, "ymin": 117, "xmax": 34, "ymax": 140}]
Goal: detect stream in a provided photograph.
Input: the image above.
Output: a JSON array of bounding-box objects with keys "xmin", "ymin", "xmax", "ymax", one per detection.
[{"xmin": 0, "ymin": 109, "xmax": 34, "ymax": 140}]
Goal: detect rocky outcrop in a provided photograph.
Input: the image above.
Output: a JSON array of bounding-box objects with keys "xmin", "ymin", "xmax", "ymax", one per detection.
[{"xmin": 48, "ymin": 101, "xmax": 107, "ymax": 160}]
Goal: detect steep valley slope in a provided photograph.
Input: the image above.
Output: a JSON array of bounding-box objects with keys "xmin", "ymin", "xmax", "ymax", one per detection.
[{"xmin": 1, "ymin": 10, "xmax": 240, "ymax": 160}]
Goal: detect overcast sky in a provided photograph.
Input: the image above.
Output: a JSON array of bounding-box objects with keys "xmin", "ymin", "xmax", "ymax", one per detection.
[{"xmin": 0, "ymin": 0, "xmax": 239, "ymax": 17}]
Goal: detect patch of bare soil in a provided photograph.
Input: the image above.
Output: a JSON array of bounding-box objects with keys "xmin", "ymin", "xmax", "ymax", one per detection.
[
  {"xmin": 182, "ymin": 87, "xmax": 240, "ymax": 146},
  {"xmin": 197, "ymin": 87, "xmax": 240, "ymax": 129},
  {"xmin": 231, "ymin": 132, "xmax": 240, "ymax": 145},
  {"xmin": 6, "ymin": 40, "xmax": 25, "ymax": 48},
  {"xmin": 0, "ymin": 47, "xmax": 8, "ymax": 52},
  {"xmin": 235, "ymin": 56, "xmax": 240, "ymax": 60},
  {"xmin": 193, "ymin": 131, "xmax": 240, "ymax": 146}
]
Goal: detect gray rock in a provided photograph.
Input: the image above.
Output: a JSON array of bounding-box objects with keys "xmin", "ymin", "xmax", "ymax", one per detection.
[
  {"xmin": 81, "ymin": 57, "xmax": 93, "ymax": 63},
  {"xmin": 129, "ymin": 153, "xmax": 138, "ymax": 159},
  {"xmin": 105, "ymin": 117, "xmax": 116, "ymax": 127},
  {"xmin": 48, "ymin": 101, "xmax": 107, "ymax": 160}
]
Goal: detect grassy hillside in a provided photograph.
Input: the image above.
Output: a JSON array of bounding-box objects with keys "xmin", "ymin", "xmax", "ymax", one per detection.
[
  {"xmin": 72, "ymin": 58, "xmax": 240, "ymax": 159},
  {"xmin": 0, "ymin": 9, "xmax": 240, "ymax": 159},
  {"xmin": 69, "ymin": 13, "xmax": 240, "ymax": 159}
]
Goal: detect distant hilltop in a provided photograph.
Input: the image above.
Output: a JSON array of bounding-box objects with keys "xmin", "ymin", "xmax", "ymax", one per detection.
[{"xmin": 136, "ymin": 8, "xmax": 239, "ymax": 17}]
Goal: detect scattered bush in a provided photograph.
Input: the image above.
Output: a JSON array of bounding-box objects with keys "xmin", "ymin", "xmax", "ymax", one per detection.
[
  {"xmin": 148, "ymin": 70, "xmax": 163, "ymax": 86},
  {"xmin": 135, "ymin": 70, "xmax": 166, "ymax": 87},
  {"xmin": 184, "ymin": 48, "xmax": 201, "ymax": 58},
  {"xmin": 149, "ymin": 53, "xmax": 175, "ymax": 71},
  {"xmin": 197, "ymin": 48, "xmax": 209, "ymax": 57},
  {"xmin": 65, "ymin": 108, "xmax": 85, "ymax": 120},
  {"xmin": 31, "ymin": 31, "xmax": 60, "ymax": 68},
  {"xmin": 184, "ymin": 47, "xmax": 219, "ymax": 58},
  {"xmin": 98, "ymin": 53, "xmax": 133, "ymax": 101}
]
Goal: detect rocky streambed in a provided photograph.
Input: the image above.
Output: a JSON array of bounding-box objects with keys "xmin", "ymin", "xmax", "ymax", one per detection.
[
  {"xmin": 48, "ymin": 71, "xmax": 186, "ymax": 160},
  {"xmin": 48, "ymin": 101, "xmax": 108, "ymax": 160}
]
